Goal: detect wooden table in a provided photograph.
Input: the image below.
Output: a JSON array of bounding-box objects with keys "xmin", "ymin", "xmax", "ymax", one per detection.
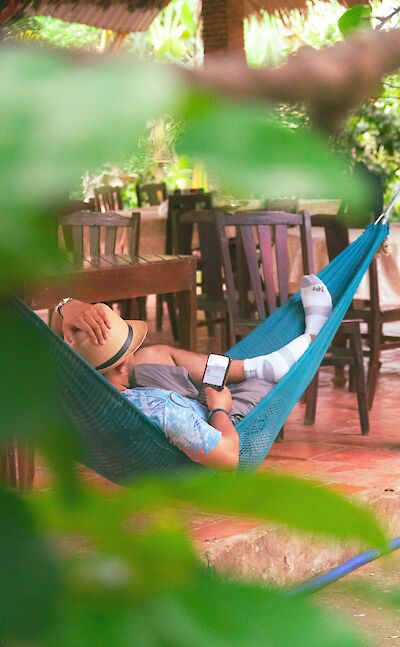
[
  {"xmin": 25, "ymin": 253, "xmax": 197, "ymax": 351},
  {"xmin": 287, "ymin": 224, "xmax": 400, "ymax": 306}
]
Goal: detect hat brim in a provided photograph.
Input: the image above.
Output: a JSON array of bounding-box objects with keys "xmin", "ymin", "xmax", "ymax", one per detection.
[{"xmin": 100, "ymin": 319, "xmax": 148, "ymax": 374}]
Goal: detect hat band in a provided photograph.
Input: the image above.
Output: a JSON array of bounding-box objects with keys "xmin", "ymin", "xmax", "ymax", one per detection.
[{"xmin": 95, "ymin": 324, "xmax": 133, "ymax": 371}]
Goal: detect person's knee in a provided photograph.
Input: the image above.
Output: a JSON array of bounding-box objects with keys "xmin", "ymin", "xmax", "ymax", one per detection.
[{"xmin": 135, "ymin": 344, "xmax": 175, "ymax": 365}]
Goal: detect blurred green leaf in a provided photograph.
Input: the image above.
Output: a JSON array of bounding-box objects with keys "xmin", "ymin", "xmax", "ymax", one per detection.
[
  {"xmin": 178, "ymin": 92, "xmax": 368, "ymax": 210},
  {"xmin": 37, "ymin": 471, "xmax": 386, "ymax": 550},
  {"xmin": 50, "ymin": 573, "xmax": 363, "ymax": 647},
  {"xmin": 0, "ymin": 45, "xmax": 184, "ymax": 290},
  {"xmin": 141, "ymin": 576, "xmax": 364, "ymax": 647},
  {"xmin": 0, "ymin": 486, "xmax": 61, "ymax": 641},
  {"xmin": 28, "ymin": 495, "xmax": 365, "ymax": 647},
  {"xmin": 338, "ymin": 5, "xmax": 372, "ymax": 37},
  {"xmin": 119, "ymin": 471, "xmax": 386, "ymax": 549}
]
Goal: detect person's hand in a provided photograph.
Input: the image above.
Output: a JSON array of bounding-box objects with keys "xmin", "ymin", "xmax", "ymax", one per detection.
[
  {"xmin": 61, "ymin": 300, "xmax": 111, "ymax": 345},
  {"xmin": 206, "ymin": 386, "xmax": 232, "ymax": 413}
]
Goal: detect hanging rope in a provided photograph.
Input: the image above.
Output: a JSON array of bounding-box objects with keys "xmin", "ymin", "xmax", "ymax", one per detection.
[{"xmin": 374, "ymin": 179, "xmax": 400, "ymax": 225}]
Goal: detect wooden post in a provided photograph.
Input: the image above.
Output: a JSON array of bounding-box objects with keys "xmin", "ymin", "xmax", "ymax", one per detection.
[{"xmin": 201, "ymin": 0, "xmax": 246, "ymax": 59}]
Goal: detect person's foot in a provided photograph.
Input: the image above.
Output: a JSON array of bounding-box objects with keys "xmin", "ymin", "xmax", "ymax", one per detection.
[{"xmin": 301, "ymin": 274, "xmax": 332, "ymax": 336}]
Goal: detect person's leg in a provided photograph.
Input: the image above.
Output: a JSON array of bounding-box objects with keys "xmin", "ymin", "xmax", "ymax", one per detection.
[
  {"xmin": 243, "ymin": 334, "xmax": 312, "ymax": 382},
  {"xmin": 134, "ymin": 274, "xmax": 332, "ymax": 384},
  {"xmin": 243, "ymin": 275, "xmax": 332, "ymax": 383},
  {"xmin": 229, "ymin": 379, "xmax": 274, "ymax": 421},
  {"xmin": 301, "ymin": 274, "xmax": 333, "ymax": 336},
  {"xmin": 134, "ymin": 344, "xmax": 176, "ymax": 367},
  {"xmin": 134, "ymin": 345, "xmax": 246, "ymax": 383}
]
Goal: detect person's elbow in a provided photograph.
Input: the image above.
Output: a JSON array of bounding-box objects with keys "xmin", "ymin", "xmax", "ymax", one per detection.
[
  {"xmin": 184, "ymin": 439, "xmax": 239, "ymax": 470},
  {"xmin": 213, "ymin": 447, "xmax": 239, "ymax": 469}
]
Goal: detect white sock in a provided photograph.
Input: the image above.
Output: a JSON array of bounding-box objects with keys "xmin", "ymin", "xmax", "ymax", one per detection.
[
  {"xmin": 244, "ymin": 333, "xmax": 311, "ymax": 383},
  {"xmin": 301, "ymin": 274, "xmax": 333, "ymax": 336}
]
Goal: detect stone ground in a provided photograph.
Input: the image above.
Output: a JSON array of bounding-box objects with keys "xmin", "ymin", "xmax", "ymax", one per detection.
[
  {"xmin": 318, "ymin": 554, "xmax": 400, "ymax": 646},
  {"xmin": 35, "ymin": 301, "xmax": 400, "ymax": 644}
]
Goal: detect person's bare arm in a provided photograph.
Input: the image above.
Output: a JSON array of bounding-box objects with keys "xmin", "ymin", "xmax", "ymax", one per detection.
[
  {"xmin": 184, "ymin": 387, "xmax": 239, "ymax": 469},
  {"xmin": 135, "ymin": 345, "xmax": 245, "ymax": 383},
  {"xmin": 50, "ymin": 299, "xmax": 111, "ymax": 345}
]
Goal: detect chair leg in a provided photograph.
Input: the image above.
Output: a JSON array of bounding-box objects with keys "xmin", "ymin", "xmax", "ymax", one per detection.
[
  {"xmin": 137, "ymin": 297, "xmax": 147, "ymax": 321},
  {"xmin": 156, "ymin": 295, "xmax": 164, "ymax": 332},
  {"xmin": 367, "ymin": 322, "xmax": 382, "ymax": 410},
  {"xmin": 332, "ymin": 332, "xmax": 347, "ymax": 388},
  {"xmin": 348, "ymin": 364, "xmax": 356, "ymax": 393},
  {"xmin": 221, "ymin": 314, "xmax": 230, "ymax": 354},
  {"xmin": 204, "ymin": 311, "xmax": 215, "ymax": 337},
  {"xmin": 304, "ymin": 372, "xmax": 319, "ymax": 425},
  {"xmin": 126, "ymin": 299, "xmax": 139, "ymax": 319},
  {"xmin": 166, "ymin": 293, "xmax": 179, "ymax": 342},
  {"xmin": 351, "ymin": 329, "xmax": 369, "ymax": 435}
]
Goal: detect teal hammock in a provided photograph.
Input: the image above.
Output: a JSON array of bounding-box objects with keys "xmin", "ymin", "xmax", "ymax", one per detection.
[{"xmin": 13, "ymin": 221, "xmax": 389, "ymax": 484}]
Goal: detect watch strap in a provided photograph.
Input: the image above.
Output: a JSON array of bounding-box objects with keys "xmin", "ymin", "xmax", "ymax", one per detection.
[
  {"xmin": 208, "ymin": 408, "xmax": 230, "ymax": 422},
  {"xmin": 55, "ymin": 297, "xmax": 73, "ymax": 318}
]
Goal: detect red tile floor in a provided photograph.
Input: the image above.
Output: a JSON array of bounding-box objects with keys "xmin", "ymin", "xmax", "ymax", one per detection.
[{"xmin": 34, "ymin": 303, "xmax": 400, "ymax": 550}]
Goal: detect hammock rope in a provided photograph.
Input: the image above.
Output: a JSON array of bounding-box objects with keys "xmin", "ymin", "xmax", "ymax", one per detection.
[{"xmin": 13, "ymin": 214, "xmax": 391, "ymax": 483}]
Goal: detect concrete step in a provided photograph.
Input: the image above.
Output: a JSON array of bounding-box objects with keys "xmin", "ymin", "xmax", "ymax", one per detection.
[{"xmin": 195, "ymin": 488, "xmax": 400, "ymax": 586}]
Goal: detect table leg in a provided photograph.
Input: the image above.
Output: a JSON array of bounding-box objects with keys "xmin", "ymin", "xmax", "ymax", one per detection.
[{"xmin": 176, "ymin": 288, "xmax": 197, "ymax": 351}]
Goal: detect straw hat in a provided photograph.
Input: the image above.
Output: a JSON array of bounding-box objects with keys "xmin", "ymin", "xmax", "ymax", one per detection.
[{"xmin": 72, "ymin": 303, "xmax": 147, "ymax": 374}]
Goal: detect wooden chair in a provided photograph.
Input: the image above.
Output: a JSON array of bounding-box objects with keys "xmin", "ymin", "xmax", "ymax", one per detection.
[
  {"xmin": 215, "ymin": 210, "xmax": 314, "ymax": 341},
  {"xmin": 58, "ymin": 210, "xmax": 141, "ymax": 319},
  {"xmin": 165, "ymin": 192, "xmax": 213, "ymax": 256},
  {"xmin": 136, "ymin": 182, "xmax": 168, "ymax": 207},
  {"xmin": 91, "ymin": 186, "xmax": 123, "ymax": 212},
  {"xmin": 311, "ymin": 214, "xmax": 400, "ymax": 409},
  {"xmin": 135, "ymin": 183, "xmax": 168, "ymax": 320},
  {"xmin": 59, "ymin": 210, "xmax": 140, "ymax": 260},
  {"xmin": 158, "ymin": 192, "xmax": 213, "ymax": 341},
  {"xmin": 179, "ymin": 209, "xmax": 231, "ymax": 350},
  {"xmin": 214, "ymin": 210, "xmax": 369, "ymax": 434}
]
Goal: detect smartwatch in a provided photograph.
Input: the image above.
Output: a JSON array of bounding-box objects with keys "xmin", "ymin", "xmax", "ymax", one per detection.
[{"xmin": 55, "ymin": 297, "xmax": 73, "ymax": 318}]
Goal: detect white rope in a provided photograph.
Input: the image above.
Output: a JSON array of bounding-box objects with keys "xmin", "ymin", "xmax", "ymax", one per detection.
[{"xmin": 374, "ymin": 179, "xmax": 400, "ymax": 225}]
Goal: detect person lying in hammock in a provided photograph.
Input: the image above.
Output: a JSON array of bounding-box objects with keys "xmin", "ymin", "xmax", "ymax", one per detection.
[{"xmin": 52, "ymin": 275, "xmax": 332, "ymax": 469}]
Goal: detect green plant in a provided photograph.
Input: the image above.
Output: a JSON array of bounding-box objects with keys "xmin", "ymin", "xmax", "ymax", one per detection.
[
  {"xmin": 244, "ymin": 12, "xmax": 289, "ymax": 68},
  {"xmin": 333, "ymin": 4, "xmax": 400, "ymax": 217},
  {"xmin": 123, "ymin": 0, "xmax": 201, "ymax": 66},
  {"xmin": 1, "ymin": 15, "xmax": 102, "ymax": 49}
]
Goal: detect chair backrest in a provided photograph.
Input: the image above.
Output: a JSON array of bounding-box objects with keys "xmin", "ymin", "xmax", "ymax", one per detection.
[
  {"xmin": 136, "ymin": 182, "xmax": 168, "ymax": 207},
  {"xmin": 311, "ymin": 213, "xmax": 379, "ymax": 312},
  {"xmin": 58, "ymin": 211, "xmax": 141, "ymax": 263},
  {"xmin": 179, "ymin": 209, "xmax": 226, "ymax": 311},
  {"xmin": 92, "ymin": 186, "xmax": 123, "ymax": 212},
  {"xmin": 215, "ymin": 210, "xmax": 314, "ymax": 342},
  {"xmin": 166, "ymin": 192, "xmax": 212, "ymax": 254}
]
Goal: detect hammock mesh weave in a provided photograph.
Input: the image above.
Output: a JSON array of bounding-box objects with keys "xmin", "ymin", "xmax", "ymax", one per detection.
[{"xmin": 14, "ymin": 222, "xmax": 389, "ymax": 483}]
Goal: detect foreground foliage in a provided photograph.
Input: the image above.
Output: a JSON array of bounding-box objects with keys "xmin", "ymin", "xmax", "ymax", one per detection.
[{"xmin": 0, "ymin": 29, "xmax": 398, "ymax": 646}]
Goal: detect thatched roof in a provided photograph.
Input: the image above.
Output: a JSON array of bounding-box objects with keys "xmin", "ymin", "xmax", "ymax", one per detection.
[
  {"xmin": 1, "ymin": 0, "xmax": 370, "ymax": 31},
  {"xmin": 245, "ymin": 0, "xmax": 369, "ymax": 15},
  {"xmin": 1, "ymin": 0, "xmax": 170, "ymax": 31}
]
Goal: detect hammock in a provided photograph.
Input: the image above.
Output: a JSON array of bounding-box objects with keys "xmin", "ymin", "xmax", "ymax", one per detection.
[{"xmin": 13, "ymin": 220, "xmax": 390, "ymax": 483}]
